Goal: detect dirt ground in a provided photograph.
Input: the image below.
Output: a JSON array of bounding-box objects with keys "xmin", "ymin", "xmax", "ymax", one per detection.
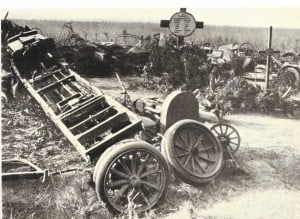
[{"xmin": 2, "ymin": 77, "xmax": 300, "ymax": 219}]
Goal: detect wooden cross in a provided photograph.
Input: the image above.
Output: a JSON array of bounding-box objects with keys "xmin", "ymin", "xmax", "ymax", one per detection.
[
  {"xmin": 265, "ymin": 26, "xmax": 273, "ymax": 90},
  {"xmin": 160, "ymin": 8, "xmax": 204, "ymax": 46}
]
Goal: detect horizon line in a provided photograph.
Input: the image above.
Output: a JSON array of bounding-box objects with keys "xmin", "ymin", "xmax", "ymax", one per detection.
[{"xmin": 10, "ymin": 18, "xmax": 300, "ymax": 30}]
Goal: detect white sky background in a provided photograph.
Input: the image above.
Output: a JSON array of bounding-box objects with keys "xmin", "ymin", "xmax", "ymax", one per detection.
[{"xmin": 1, "ymin": 0, "xmax": 300, "ymax": 29}]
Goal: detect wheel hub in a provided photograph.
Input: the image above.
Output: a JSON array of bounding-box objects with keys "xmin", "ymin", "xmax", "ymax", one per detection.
[
  {"xmin": 129, "ymin": 175, "xmax": 141, "ymax": 187},
  {"xmin": 218, "ymin": 135, "xmax": 230, "ymax": 146},
  {"xmin": 191, "ymin": 147, "xmax": 199, "ymax": 154}
]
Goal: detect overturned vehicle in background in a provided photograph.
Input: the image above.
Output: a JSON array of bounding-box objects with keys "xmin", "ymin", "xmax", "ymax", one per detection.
[
  {"xmin": 242, "ymin": 47, "xmax": 300, "ymax": 94},
  {"xmin": 2, "ymin": 20, "xmax": 241, "ymax": 214},
  {"xmin": 220, "ymin": 42, "xmax": 299, "ymax": 94},
  {"xmin": 206, "ymin": 41, "xmax": 300, "ymax": 97}
]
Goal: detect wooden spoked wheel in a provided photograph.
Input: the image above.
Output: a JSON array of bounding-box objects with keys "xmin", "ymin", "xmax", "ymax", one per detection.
[
  {"xmin": 277, "ymin": 67, "xmax": 300, "ymax": 97},
  {"xmin": 93, "ymin": 140, "xmax": 169, "ymax": 214},
  {"xmin": 162, "ymin": 119, "xmax": 224, "ymax": 185},
  {"xmin": 238, "ymin": 42, "xmax": 254, "ymax": 56},
  {"xmin": 210, "ymin": 123, "xmax": 241, "ymax": 155}
]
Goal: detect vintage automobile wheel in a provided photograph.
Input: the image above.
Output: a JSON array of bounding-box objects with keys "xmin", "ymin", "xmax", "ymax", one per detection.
[
  {"xmin": 93, "ymin": 140, "xmax": 169, "ymax": 214},
  {"xmin": 238, "ymin": 42, "xmax": 254, "ymax": 56},
  {"xmin": 210, "ymin": 123, "xmax": 241, "ymax": 155},
  {"xmin": 162, "ymin": 119, "xmax": 224, "ymax": 185},
  {"xmin": 277, "ymin": 67, "xmax": 300, "ymax": 96}
]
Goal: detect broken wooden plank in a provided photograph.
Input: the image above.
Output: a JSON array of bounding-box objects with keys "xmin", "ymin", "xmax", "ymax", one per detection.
[
  {"xmin": 32, "ymin": 68, "xmax": 61, "ymax": 84},
  {"xmin": 57, "ymin": 93, "xmax": 82, "ymax": 109},
  {"xmin": 69, "ymin": 106, "xmax": 114, "ymax": 132},
  {"xmin": 86, "ymin": 121, "xmax": 142, "ymax": 157},
  {"xmin": 60, "ymin": 95, "xmax": 104, "ymax": 121},
  {"xmin": 77, "ymin": 112, "xmax": 128, "ymax": 143},
  {"xmin": 52, "ymin": 73, "xmax": 77, "ymax": 96},
  {"xmin": 37, "ymin": 75, "xmax": 75, "ymax": 93}
]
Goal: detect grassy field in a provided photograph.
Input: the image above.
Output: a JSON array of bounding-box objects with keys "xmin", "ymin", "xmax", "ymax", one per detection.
[{"xmin": 13, "ymin": 19, "xmax": 300, "ymax": 52}]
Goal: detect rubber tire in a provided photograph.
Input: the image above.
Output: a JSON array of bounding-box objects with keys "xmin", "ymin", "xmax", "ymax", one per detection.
[
  {"xmin": 93, "ymin": 139, "xmax": 136, "ymax": 183},
  {"xmin": 162, "ymin": 119, "xmax": 224, "ymax": 185},
  {"xmin": 93, "ymin": 140, "xmax": 169, "ymax": 214}
]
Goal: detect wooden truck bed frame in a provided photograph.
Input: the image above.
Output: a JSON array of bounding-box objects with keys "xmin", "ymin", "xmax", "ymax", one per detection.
[{"xmin": 8, "ymin": 30, "xmax": 143, "ymax": 161}]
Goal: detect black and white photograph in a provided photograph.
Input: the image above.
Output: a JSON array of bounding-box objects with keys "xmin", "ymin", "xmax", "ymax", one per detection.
[{"xmin": 1, "ymin": 1, "xmax": 300, "ymax": 218}]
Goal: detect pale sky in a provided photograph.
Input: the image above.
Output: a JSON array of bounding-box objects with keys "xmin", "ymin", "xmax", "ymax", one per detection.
[
  {"xmin": 2, "ymin": 8, "xmax": 300, "ymax": 29},
  {"xmin": 1, "ymin": 0, "xmax": 300, "ymax": 29}
]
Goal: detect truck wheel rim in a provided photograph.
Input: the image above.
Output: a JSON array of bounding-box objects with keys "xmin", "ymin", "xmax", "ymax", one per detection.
[
  {"xmin": 103, "ymin": 149, "xmax": 167, "ymax": 213},
  {"xmin": 172, "ymin": 124, "xmax": 223, "ymax": 178}
]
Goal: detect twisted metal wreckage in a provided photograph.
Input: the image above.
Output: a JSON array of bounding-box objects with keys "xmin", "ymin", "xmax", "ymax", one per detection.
[{"xmin": 1, "ymin": 17, "xmax": 242, "ymax": 214}]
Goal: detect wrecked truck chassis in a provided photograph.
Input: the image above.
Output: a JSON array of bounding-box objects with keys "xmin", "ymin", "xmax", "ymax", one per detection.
[
  {"xmin": 4, "ymin": 27, "xmax": 241, "ymax": 214},
  {"xmin": 6, "ymin": 29, "xmax": 167, "ymax": 214}
]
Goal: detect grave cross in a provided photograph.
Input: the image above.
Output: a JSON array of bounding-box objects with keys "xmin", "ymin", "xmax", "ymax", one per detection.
[
  {"xmin": 265, "ymin": 26, "xmax": 273, "ymax": 90},
  {"xmin": 258, "ymin": 26, "xmax": 280, "ymax": 90},
  {"xmin": 160, "ymin": 8, "xmax": 204, "ymax": 46}
]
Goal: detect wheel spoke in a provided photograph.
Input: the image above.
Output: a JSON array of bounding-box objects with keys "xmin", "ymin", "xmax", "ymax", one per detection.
[
  {"xmin": 136, "ymin": 154, "xmax": 150, "ymax": 176},
  {"xmin": 212, "ymin": 128, "xmax": 220, "ymax": 135},
  {"xmin": 111, "ymin": 168, "xmax": 130, "ymax": 179},
  {"xmin": 192, "ymin": 135, "xmax": 203, "ymax": 149},
  {"xmin": 183, "ymin": 154, "xmax": 191, "ymax": 167},
  {"xmin": 174, "ymin": 143, "xmax": 189, "ymax": 152},
  {"xmin": 187, "ymin": 130, "xmax": 191, "ymax": 146},
  {"xmin": 177, "ymin": 152, "xmax": 190, "ymax": 158},
  {"xmin": 194, "ymin": 157, "xmax": 206, "ymax": 173},
  {"xmin": 229, "ymin": 136, "xmax": 239, "ymax": 140},
  {"xmin": 191, "ymin": 157, "xmax": 196, "ymax": 172},
  {"xmin": 178, "ymin": 133, "xmax": 187, "ymax": 147},
  {"xmin": 139, "ymin": 180, "xmax": 161, "ymax": 191},
  {"xmin": 198, "ymin": 146, "xmax": 213, "ymax": 153},
  {"xmin": 230, "ymin": 142, "xmax": 238, "ymax": 146},
  {"xmin": 120, "ymin": 157, "xmax": 132, "ymax": 175},
  {"xmin": 117, "ymin": 184, "xmax": 130, "ymax": 198},
  {"xmin": 140, "ymin": 168, "xmax": 162, "ymax": 178},
  {"xmin": 227, "ymin": 130, "xmax": 235, "ymax": 137},
  {"xmin": 219, "ymin": 125, "xmax": 224, "ymax": 134},
  {"xmin": 227, "ymin": 145, "xmax": 234, "ymax": 152},
  {"xmin": 196, "ymin": 155, "xmax": 216, "ymax": 163},
  {"xmin": 131, "ymin": 153, "xmax": 137, "ymax": 175},
  {"xmin": 138, "ymin": 188, "xmax": 151, "ymax": 206},
  {"xmin": 224, "ymin": 125, "xmax": 229, "ymax": 135},
  {"xmin": 109, "ymin": 179, "xmax": 129, "ymax": 188}
]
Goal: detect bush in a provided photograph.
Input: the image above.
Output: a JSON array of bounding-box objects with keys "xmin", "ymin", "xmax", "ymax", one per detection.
[
  {"xmin": 146, "ymin": 44, "xmax": 210, "ymax": 90},
  {"xmin": 255, "ymin": 80, "xmax": 297, "ymax": 114},
  {"xmin": 209, "ymin": 77, "xmax": 298, "ymax": 116},
  {"xmin": 212, "ymin": 77, "xmax": 260, "ymax": 114}
]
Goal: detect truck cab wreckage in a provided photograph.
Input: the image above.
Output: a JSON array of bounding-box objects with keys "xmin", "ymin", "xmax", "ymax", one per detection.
[{"xmin": 2, "ymin": 19, "xmax": 242, "ymax": 214}]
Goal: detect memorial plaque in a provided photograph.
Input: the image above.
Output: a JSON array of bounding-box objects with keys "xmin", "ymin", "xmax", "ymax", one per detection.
[
  {"xmin": 169, "ymin": 11, "xmax": 196, "ymax": 37},
  {"xmin": 160, "ymin": 8, "xmax": 203, "ymax": 45}
]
